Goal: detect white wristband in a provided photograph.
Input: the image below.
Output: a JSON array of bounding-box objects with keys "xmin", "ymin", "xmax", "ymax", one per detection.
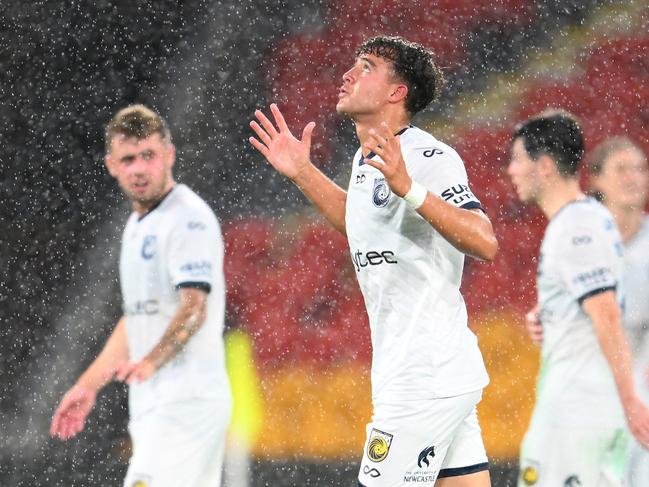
[{"xmin": 402, "ymin": 181, "xmax": 427, "ymax": 209}]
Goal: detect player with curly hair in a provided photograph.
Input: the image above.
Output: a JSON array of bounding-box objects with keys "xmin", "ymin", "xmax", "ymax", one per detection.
[{"xmin": 249, "ymin": 35, "xmax": 497, "ymax": 487}]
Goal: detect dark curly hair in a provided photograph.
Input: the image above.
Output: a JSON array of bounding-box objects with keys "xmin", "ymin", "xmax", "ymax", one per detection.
[
  {"xmin": 512, "ymin": 109, "xmax": 584, "ymax": 177},
  {"xmin": 357, "ymin": 36, "xmax": 444, "ymax": 116}
]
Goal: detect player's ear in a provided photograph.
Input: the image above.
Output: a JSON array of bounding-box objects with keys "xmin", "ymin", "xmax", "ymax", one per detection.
[
  {"xmin": 535, "ymin": 154, "xmax": 552, "ymax": 177},
  {"xmin": 167, "ymin": 142, "xmax": 176, "ymax": 169},
  {"xmin": 389, "ymin": 84, "xmax": 408, "ymax": 104},
  {"xmin": 105, "ymin": 154, "xmax": 117, "ymax": 177}
]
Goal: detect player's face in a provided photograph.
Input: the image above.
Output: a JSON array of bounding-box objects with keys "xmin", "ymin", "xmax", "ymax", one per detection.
[
  {"xmin": 594, "ymin": 147, "xmax": 648, "ymax": 210},
  {"xmin": 508, "ymin": 138, "xmax": 540, "ymax": 203},
  {"xmin": 336, "ymin": 54, "xmax": 400, "ymax": 117},
  {"xmin": 105, "ymin": 133, "xmax": 175, "ymax": 212}
]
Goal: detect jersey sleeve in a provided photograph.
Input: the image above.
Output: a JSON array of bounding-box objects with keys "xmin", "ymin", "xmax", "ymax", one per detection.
[
  {"xmin": 406, "ymin": 147, "xmax": 483, "ymax": 211},
  {"xmin": 554, "ymin": 223, "xmax": 618, "ymax": 304},
  {"xmin": 167, "ymin": 212, "xmax": 223, "ymax": 293}
]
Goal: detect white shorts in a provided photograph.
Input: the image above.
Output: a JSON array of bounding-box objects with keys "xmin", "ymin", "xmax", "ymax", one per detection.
[
  {"xmin": 358, "ymin": 390, "xmax": 488, "ymax": 487},
  {"xmin": 626, "ymin": 438, "xmax": 649, "ymax": 487},
  {"xmin": 518, "ymin": 423, "xmax": 628, "ymax": 487},
  {"xmin": 123, "ymin": 400, "xmax": 230, "ymax": 487}
]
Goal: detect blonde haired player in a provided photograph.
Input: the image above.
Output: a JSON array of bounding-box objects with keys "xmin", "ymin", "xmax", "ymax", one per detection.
[{"xmin": 50, "ymin": 105, "xmax": 231, "ymax": 486}]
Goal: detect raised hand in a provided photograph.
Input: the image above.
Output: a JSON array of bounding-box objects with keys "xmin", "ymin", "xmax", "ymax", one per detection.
[
  {"xmin": 50, "ymin": 385, "xmax": 97, "ymax": 440},
  {"xmin": 362, "ymin": 122, "xmax": 412, "ymax": 197},
  {"xmin": 249, "ymin": 103, "xmax": 316, "ymax": 180}
]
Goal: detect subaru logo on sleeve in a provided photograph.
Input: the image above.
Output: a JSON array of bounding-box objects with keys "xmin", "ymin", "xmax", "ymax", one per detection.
[
  {"xmin": 372, "ymin": 177, "xmax": 391, "ymax": 207},
  {"xmin": 141, "ymin": 235, "xmax": 157, "ymax": 260}
]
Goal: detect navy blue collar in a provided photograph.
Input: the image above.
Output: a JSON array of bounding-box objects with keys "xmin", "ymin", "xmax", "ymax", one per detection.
[
  {"xmin": 137, "ymin": 185, "xmax": 176, "ymax": 222},
  {"xmin": 358, "ymin": 126, "xmax": 412, "ymax": 166}
]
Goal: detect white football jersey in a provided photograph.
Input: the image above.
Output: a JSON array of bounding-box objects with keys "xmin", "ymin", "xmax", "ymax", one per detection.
[
  {"xmin": 622, "ymin": 215, "xmax": 649, "ymax": 401},
  {"xmin": 345, "ymin": 125, "xmax": 489, "ymax": 403},
  {"xmin": 534, "ymin": 198, "xmax": 625, "ymax": 427},
  {"xmin": 119, "ymin": 184, "xmax": 230, "ymax": 420}
]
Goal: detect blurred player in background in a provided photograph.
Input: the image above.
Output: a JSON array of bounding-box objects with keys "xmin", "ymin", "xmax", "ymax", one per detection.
[
  {"xmin": 589, "ymin": 137, "xmax": 649, "ymax": 486},
  {"xmin": 249, "ymin": 35, "xmax": 497, "ymax": 487},
  {"xmin": 508, "ymin": 112, "xmax": 649, "ymax": 487},
  {"xmin": 50, "ymin": 105, "xmax": 231, "ymax": 486}
]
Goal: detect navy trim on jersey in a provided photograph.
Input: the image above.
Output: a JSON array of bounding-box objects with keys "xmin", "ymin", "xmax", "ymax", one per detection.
[
  {"xmin": 358, "ymin": 126, "xmax": 412, "ymax": 166},
  {"xmin": 460, "ymin": 201, "xmax": 484, "ymax": 212},
  {"xmin": 438, "ymin": 462, "xmax": 489, "ymax": 478},
  {"xmin": 176, "ymin": 281, "xmax": 212, "ymax": 293},
  {"xmin": 577, "ymin": 285, "xmax": 616, "ymax": 305},
  {"xmin": 137, "ymin": 185, "xmax": 177, "ymax": 222}
]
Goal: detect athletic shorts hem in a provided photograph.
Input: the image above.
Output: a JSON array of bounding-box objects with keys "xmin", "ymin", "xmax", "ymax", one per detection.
[{"xmin": 438, "ymin": 462, "xmax": 489, "ymax": 478}]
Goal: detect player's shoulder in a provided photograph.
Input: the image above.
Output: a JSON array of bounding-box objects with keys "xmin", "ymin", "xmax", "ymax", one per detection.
[
  {"xmin": 549, "ymin": 198, "xmax": 615, "ymax": 241},
  {"xmin": 165, "ymin": 185, "xmax": 219, "ymax": 227},
  {"xmin": 401, "ymin": 126, "xmax": 464, "ymax": 166}
]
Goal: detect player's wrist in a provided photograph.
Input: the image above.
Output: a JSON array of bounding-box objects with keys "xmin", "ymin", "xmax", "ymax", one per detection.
[
  {"xmin": 402, "ymin": 180, "xmax": 427, "ymax": 209},
  {"xmin": 290, "ymin": 161, "xmax": 315, "ymax": 186}
]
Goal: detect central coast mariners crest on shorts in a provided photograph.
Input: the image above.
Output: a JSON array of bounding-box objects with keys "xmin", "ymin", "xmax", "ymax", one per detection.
[
  {"xmin": 372, "ymin": 177, "xmax": 391, "ymax": 208},
  {"xmin": 367, "ymin": 428, "xmax": 393, "ymax": 462},
  {"xmin": 520, "ymin": 462, "xmax": 540, "ymax": 485}
]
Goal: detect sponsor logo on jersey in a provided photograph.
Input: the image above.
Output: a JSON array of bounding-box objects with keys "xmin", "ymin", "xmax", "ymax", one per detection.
[
  {"xmin": 351, "ymin": 249, "xmax": 397, "ymax": 272},
  {"xmin": 187, "ymin": 221, "xmax": 206, "ymax": 231},
  {"xmin": 440, "ymin": 184, "xmax": 476, "ymax": 206},
  {"xmin": 573, "ymin": 267, "xmax": 613, "ymax": 288},
  {"xmin": 521, "ymin": 465, "xmax": 539, "ymax": 485},
  {"xmin": 564, "ymin": 475, "xmax": 581, "ymax": 487},
  {"xmin": 423, "ymin": 148, "xmax": 444, "ymax": 158},
  {"xmin": 372, "ymin": 177, "xmax": 391, "ymax": 207},
  {"xmin": 417, "ymin": 445, "xmax": 435, "ymax": 468},
  {"xmin": 141, "ymin": 235, "xmax": 157, "ymax": 260},
  {"xmin": 403, "ymin": 472, "xmax": 438, "ymax": 483},
  {"xmin": 571, "ymin": 235, "xmax": 592, "ymax": 245},
  {"xmin": 179, "ymin": 260, "xmax": 212, "ymax": 277},
  {"xmin": 125, "ymin": 299, "xmax": 159, "ymax": 316},
  {"xmin": 356, "ymin": 173, "xmax": 366, "ymax": 184},
  {"xmin": 367, "ymin": 428, "xmax": 393, "ymax": 463},
  {"xmin": 362, "ymin": 465, "xmax": 381, "ymax": 478}
]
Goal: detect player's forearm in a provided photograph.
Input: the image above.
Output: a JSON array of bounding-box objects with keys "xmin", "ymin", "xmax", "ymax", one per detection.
[
  {"xmin": 416, "ymin": 193, "xmax": 498, "ymax": 261},
  {"xmin": 143, "ymin": 304, "xmax": 205, "ymax": 370},
  {"xmin": 586, "ymin": 297, "xmax": 637, "ymax": 405},
  {"xmin": 292, "ymin": 163, "xmax": 347, "ymax": 235},
  {"xmin": 77, "ymin": 318, "xmax": 129, "ymax": 392}
]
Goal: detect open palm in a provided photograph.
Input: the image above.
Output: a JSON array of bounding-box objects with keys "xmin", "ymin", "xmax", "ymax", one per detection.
[{"xmin": 249, "ymin": 103, "xmax": 315, "ymax": 180}]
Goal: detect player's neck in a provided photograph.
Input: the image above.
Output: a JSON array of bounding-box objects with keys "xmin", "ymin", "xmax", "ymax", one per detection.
[
  {"xmin": 538, "ymin": 178, "xmax": 584, "ymax": 220},
  {"xmin": 133, "ymin": 182, "xmax": 176, "ymax": 216},
  {"xmin": 607, "ymin": 204, "xmax": 644, "ymax": 242},
  {"xmin": 355, "ymin": 113, "xmax": 410, "ymax": 156}
]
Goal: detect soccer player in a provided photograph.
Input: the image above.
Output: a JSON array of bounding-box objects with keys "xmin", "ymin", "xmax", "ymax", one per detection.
[
  {"xmin": 508, "ymin": 112, "xmax": 649, "ymax": 487},
  {"xmin": 588, "ymin": 137, "xmax": 649, "ymax": 487},
  {"xmin": 249, "ymin": 36, "xmax": 497, "ymax": 487},
  {"xmin": 50, "ymin": 105, "xmax": 231, "ymax": 487}
]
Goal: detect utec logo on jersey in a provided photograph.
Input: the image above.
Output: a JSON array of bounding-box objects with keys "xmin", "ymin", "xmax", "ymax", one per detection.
[{"xmin": 352, "ymin": 249, "xmax": 397, "ymax": 272}]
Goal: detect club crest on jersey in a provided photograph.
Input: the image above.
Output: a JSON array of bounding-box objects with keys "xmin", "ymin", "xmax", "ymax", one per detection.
[
  {"xmin": 372, "ymin": 177, "xmax": 391, "ymax": 208},
  {"xmin": 141, "ymin": 235, "xmax": 157, "ymax": 260},
  {"xmin": 367, "ymin": 428, "xmax": 393, "ymax": 463}
]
